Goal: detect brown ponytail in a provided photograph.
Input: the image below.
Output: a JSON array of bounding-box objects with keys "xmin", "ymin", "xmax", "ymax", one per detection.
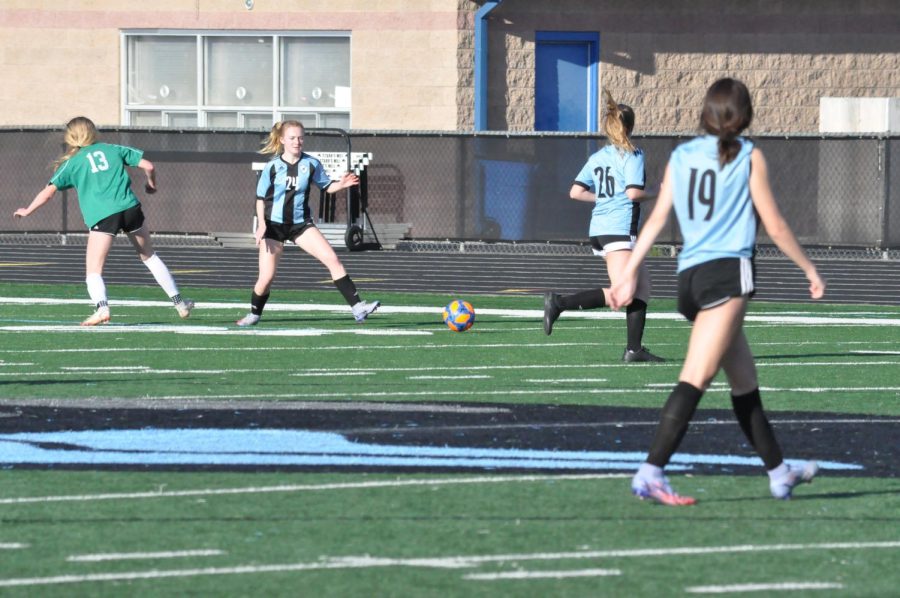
[
  {"xmin": 699, "ymin": 78, "xmax": 753, "ymax": 167},
  {"xmin": 602, "ymin": 90, "xmax": 636, "ymax": 153}
]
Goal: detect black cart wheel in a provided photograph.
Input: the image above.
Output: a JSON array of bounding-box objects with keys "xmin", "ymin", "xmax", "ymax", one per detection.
[{"xmin": 345, "ymin": 224, "xmax": 365, "ymax": 251}]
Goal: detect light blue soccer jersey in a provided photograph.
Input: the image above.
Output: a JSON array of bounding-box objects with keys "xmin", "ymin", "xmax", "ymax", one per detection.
[
  {"xmin": 669, "ymin": 136, "xmax": 756, "ymax": 272},
  {"xmin": 573, "ymin": 145, "xmax": 645, "ymax": 237},
  {"xmin": 256, "ymin": 153, "xmax": 333, "ymax": 225}
]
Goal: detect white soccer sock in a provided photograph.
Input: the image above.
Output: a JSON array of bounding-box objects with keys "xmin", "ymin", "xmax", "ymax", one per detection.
[
  {"xmin": 142, "ymin": 253, "xmax": 180, "ymax": 297},
  {"xmin": 85, "ymin": 273, "xmax": 108, "ymax": 307},
  {"xmin": 637, "ymin": 462, "xmax": 664, "ymax": 480},
  {"xmin": 767, "ymin": 462, "xmax": 790, "ymax": 481}
]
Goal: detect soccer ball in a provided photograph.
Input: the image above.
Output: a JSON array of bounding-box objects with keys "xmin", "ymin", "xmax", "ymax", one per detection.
[{"xmin": 442, "ymin": 299, "xmax": 475, "ymax": 332}]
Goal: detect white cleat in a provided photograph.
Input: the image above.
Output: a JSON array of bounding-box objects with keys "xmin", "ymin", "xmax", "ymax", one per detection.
[
  {"xmin": 236, "ymin": 313, "xmax": 261, "ymax": 327},
  {"xmin": 175, "ymin": 299, "xmax": 195, "ymax": 319},
  {"xmin": 770, "ymin": 461, "xmax": 819, "ymax": 499},
  {"xmin": 352, "ymin": 300, "xmax": 380, "ymax": 323},
  {"xmin": 81, "ymin": 306, "xmax": 110, "ymax": 327}
]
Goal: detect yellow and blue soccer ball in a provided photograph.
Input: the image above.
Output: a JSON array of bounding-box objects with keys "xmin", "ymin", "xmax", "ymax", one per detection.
[{"xmin": 442, "ymin": 299, "xmax": 475, "ymax": 332}]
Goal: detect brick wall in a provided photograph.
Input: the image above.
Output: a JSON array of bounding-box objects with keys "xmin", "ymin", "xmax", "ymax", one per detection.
[{"xmin": 475, "ymin": 0, "xmax": 900, "ymax": 133}]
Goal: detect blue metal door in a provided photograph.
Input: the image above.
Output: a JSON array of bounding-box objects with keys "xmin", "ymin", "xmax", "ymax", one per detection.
[{"xmin": 535, "ymin": 33, "xmax": 598, "ymax": 132}]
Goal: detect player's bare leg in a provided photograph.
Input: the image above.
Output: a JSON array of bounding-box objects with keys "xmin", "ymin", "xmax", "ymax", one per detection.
[
  {"xmin": 128, "ymin": 227, "xmax": 193, "ymax": 318},
  {"xmin": 82, "ymin": 231, "xmax": 114, "ymax": 326},
  {"xmin": 295, "ymin": 227, "xmax": 378, "ymax": 322},
  {"xmin": 236, "ymin": 239, "xmax": 282, "ymax": 327}
]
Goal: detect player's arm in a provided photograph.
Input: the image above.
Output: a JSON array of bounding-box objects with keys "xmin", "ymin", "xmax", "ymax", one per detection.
[
  {"xmin": 749, "ymin": 148, "xmax": 825, "ymax": 299},
  {"xmin": 625, "ymin": 152, "xmax": 652, "ymax": 202},
  {"xmin": 626, "ymin": 187, "xmax": 650, "ymax": 202},
  {"xmin": 137, "ymin": 158, "xmax": 157, "ymax": 194},
  {"xmin": 326, "ymin": 172, "xmax": 359, "ymax": 193},
  {"xmin": 14, "ymin": 184, "xmax": 59, "ymax": 218},
  {"xmin": 253, "ymin": 199, "xmax": 266, "ymax": 246},
  {"xmin": 569, "ymin": 182, "xmax": 596, "ymax": 202},
  {"xmin": 609, "ymin": 164, "xmax": 675, "ymax": 309}
]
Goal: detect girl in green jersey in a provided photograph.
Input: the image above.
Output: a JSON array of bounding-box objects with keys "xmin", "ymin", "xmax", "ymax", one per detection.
[{"xmin": 14, "ymin": 116, "xmax": 194, "ymax": 326}]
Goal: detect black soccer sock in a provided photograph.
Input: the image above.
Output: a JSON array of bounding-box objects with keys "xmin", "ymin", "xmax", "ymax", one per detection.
[
  {"xmin": 731, "ymin": 388, "xmax": 784, "ymax": 470},
  {"xmin": 558, "ymin": 288, "xmax": 606, "ymax": 311},
  {"xmin": 646, "ymin": 382, "xmax": 704, "ymax": 467},
  {"xmin": 333, "ymin": 275, "xmax": 361, "ymax": 307},
  {"xmin": 250, "ymin": 291, "xmax": 270, "ymax": 316},
  {"xmin": 626, "ymin": 298, "xmax": 648, "ymax": 352}
]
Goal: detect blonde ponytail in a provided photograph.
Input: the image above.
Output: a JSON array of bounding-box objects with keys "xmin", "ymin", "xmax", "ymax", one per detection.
[
  {"xmin": 54, "ymin": 116, "xmax": 99, "ymax": 168},
  {"xmin": 259, "ymin": 120, "xmax": 304, "ymax": 156}
]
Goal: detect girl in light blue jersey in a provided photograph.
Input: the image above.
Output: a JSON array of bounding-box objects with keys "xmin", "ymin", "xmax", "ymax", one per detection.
[
  {"xmin": 236, "ymin": 121, "xmax": 379, "ymax": 327},
  {"xmin": 544, "ymin": 91, "xmax": 663, "ymax": 363},
  {"xmin": 610, "ymin": 78, "xmax": 825, "ymax": 506}
]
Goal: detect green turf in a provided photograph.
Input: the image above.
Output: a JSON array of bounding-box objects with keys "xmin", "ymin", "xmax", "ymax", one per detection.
[{"xmin": 0, "ymin": 282, "xmax": 898, "ymax": 596}]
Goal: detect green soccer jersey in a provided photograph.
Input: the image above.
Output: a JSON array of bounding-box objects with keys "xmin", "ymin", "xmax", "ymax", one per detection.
[{"xmin": 49, "ymin": 142, "xmax": 144, "ymax": 228}]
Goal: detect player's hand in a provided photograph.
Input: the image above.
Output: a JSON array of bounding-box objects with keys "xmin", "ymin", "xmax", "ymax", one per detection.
[
  {"xmin": 807, "ymin": 270, "xmax": 826, "ymax": 300},
  {"xmin": 609, "ymin": 277, "xmax": 637, "ymax": 310},
  {"xmin": 341, "ymin": 172, "xmax": 359, "ymax": 187},
  {"xmin": 145, "ymin": 183, "xmax": 157, "ymax": 194},
  {"xmin": 13, "ymin": 208, "xmax": 28, "ymax": 219},
  {"xmin": 254, "ymin": 224, "xmax": 266, "ymax": 246}
]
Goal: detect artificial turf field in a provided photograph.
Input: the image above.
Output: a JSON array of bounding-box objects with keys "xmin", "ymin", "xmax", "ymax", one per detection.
[{"xmin": 0, "ymin": 282, "xmax": 898, "ymax": 596}]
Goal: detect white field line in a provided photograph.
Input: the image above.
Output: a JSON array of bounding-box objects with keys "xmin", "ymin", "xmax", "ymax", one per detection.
[
  {"xmin": 1, "ymin": 297, "xmax": 899, "ymax": 326},
  {"xmin": 67, "ymin": 549, "xmax": 225, "ymax": 562},
  {"xmin": 407, "ymin": 375, "xmax": 493, "ymax": 380},
  {"xmin": 3, "ymin": 360, "xmax": 900, "ymax": 380},
  {"xmin": 524, "ymin": 378, "xmax": 609, "ymax": 383},
  {"xmin": 0, "ymin": 473, "xmax": 627, "ymax": 506},
  {"xmin": 0, "ymin": 340, "xmax": 900, "ymax": 354},
  {"xmin": 686, "ymin": 582, "xmax": 844, "ymax": 594},
  {"xmin": 0, "ymin": 543, "xmax": 28, "ymax": 550},
  {"xmin": 16, "ymin": 384, "xmax": 900, "ymax": 402},
  {"xmin": 463, "ymin": 568, "xmax": 621, "ymax": 580},
  {"xmin": 0, "ymin": 542, "xmax": 895, "ymax": 589}
]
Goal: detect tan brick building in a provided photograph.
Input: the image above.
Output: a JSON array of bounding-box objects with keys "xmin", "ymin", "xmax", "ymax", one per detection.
[{"xmin": 0, "ymin": 0, "xmax": 897, "ymax": 133}]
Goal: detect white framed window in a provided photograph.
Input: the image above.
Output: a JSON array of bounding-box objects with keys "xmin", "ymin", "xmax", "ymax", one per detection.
[{"xmin": 122, "ymin": 31, "xmax": 351, "ymax": 129}]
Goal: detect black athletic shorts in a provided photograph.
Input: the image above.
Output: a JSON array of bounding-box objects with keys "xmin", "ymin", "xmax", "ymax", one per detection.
[
  {"xmin": 90, "ymin": 204, "xmax": 145, "ymax": 235},
  {"xmin": 590, "ymin": 234, "xmax": 636, "ymax": 257},
  {"xmin": 677, "ymin": 257, "xmax": 756, "ymax": 321},
  {"xmin": 263, "ymin": 220, "xmax": 316, "ymax": 243}
]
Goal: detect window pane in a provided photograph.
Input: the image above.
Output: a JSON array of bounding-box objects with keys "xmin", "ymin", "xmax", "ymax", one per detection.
[
  {"xmin": 207, "ymin": 37, "xmax": 273, "ymax": 106},
  {"xmin": 282, "ymin": 37, "xmax": 350, "ymax": 108},
  {"xmin": 127, "ymin": 36, "xmax": 197, "ymax": 106},
  {"xmin": 243, "ymin": 113, "xmax": 274, "ymax": 130},
  {"xmin": 129, "ymin": 111, "xmax": 163, "ymax": 126},
  {"xmin": 281, "ymin": 113, "xmax": 319, "ymax": 128},
  {"xmin": 168, "ymin": 112, "xmax": 198, "ymax": 128},
  {"xmin": 207, "ymin": 112, "xmax": 239, "ymax": 128},
  {"xmin": 321, "ymin": 113, "xmax": 350, "ymax": 130}
]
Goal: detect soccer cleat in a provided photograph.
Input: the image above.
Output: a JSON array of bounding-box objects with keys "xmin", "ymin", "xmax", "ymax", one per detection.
[
  {"xmin": 236, "ymin": 313, "xmax": 261, "ymax": 327},
  {"xmin": 81, "ymin": 306, "xmax": 110, "ymax": 327},
  {"xmin": 543, "ymin": 292, "xmax": 561, "ymax": 335},
  {"xmin": 174, "ymin": 299, "xmax": 195, "ymax": 320},
  {"xmin": 770, "ymin": 461, "xmax": 819, "ymax": 500},
  {"xmin": 623, "ymin": 347, "xmax": 666, "ymax": 363},
  {"xmin": 632, "ymin": 474, "xmax": 696, "ymax": 506},
  {"xmin": 352, "ymin": 300, "xmax": 380, "ymax": 323}
]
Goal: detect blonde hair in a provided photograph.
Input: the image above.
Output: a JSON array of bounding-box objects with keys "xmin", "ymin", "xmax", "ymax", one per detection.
[
  {"xmin": 259, "ymin": 120, "xmax": 304, "ymax": 156},
  {"xmin": 54, "ymin": 116, "xmax": 99, "ymax": 168},
  {"xmin": 602, "ymin": 90, "xmax": 636, "ymax": 153}
]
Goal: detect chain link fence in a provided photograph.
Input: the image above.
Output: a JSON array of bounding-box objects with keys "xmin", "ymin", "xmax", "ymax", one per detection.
[{"xmin": 1, "ymin": 127, "xmax": 897, "ymax": 257}]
